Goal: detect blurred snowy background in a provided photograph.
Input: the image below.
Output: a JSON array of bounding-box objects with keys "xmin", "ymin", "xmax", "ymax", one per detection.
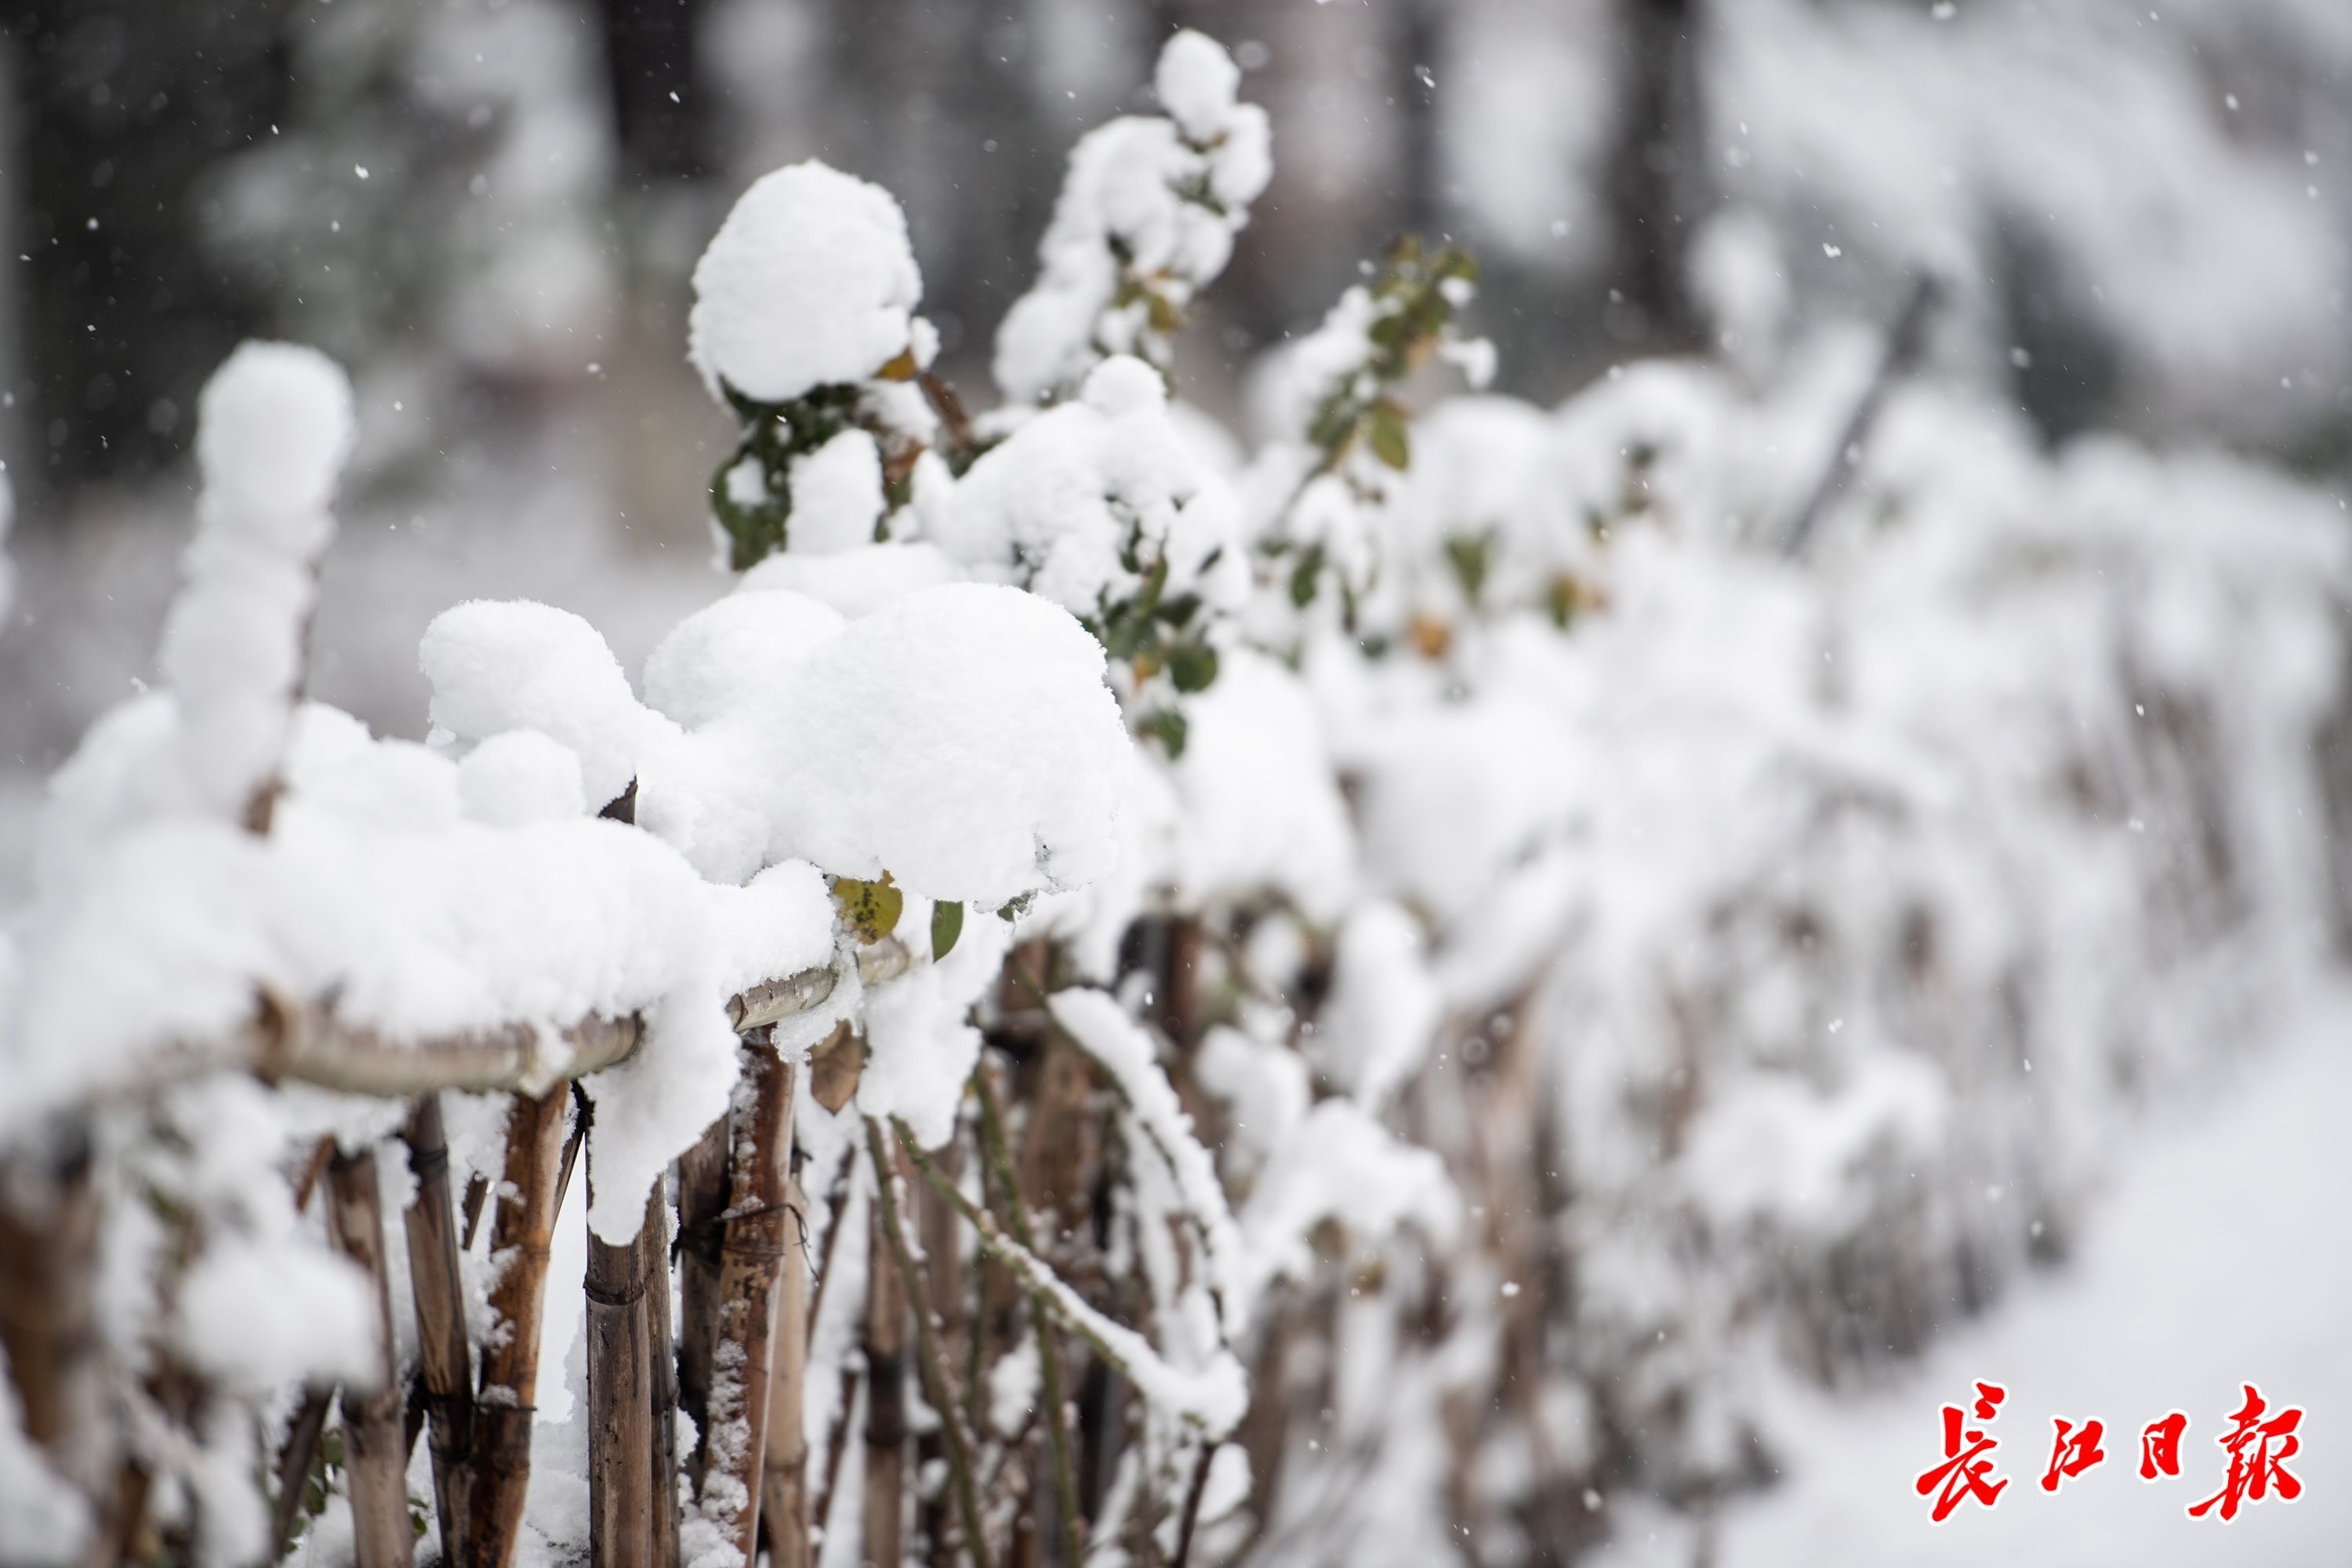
[{"xmin": 2, "ymin": 2, "xmax": 2349, "ymax": 1563}]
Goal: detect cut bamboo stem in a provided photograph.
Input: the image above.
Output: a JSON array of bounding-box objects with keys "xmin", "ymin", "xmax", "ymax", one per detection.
[
  {"xmin": 674, "ymin": 1114, "xmax": 728, "ymax": 1491},
  {"xmin": 469, "ymin": 1084, "xmax": 573, "ymax": 1568},
  {"xmin": 644, "ymin": 1184, "xmax": 680, "ymax": 1568},
  {"xmin": 760, "ymin": 1178, "xmax": 811, "ymax": 1568},
  {"xmin": 863, "ymin": 1129, "xmax": 909, "ymax": 1568},
  {"xmin": 866, "ymin": 1120, "xmax": 993, "ymax": 1568},
  {"xmin": 0, "ymin": 1129, "xmax": 111, "ymax": 1508},
  {"xmin": 586, "ymin": 1174, "xmax": 658, "ymax": 1568},
  {"xmin": 401, "ymin": 1094, "xmax": 474, "ymax": 1565},
  {"xmin": 703, "ymin": 1033, "xmax": 799, "ymax": 1561},
  {"xmin": 324, "ymin": 1145, "xmax": 416, "ymax": 1568}
]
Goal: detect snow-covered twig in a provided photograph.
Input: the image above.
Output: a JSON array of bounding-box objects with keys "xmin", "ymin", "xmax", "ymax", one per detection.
[{"xmin": 894, "ymin": 1120, "xmax": 1247, "ymax": 1439}]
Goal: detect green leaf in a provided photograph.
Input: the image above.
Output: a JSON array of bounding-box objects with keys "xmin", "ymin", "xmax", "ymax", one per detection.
[
  {"xmin": 831, "ymin": 874, "xmax": 904, "ymax": 946},
  {"xmin": 1368, "ymin": 400, "xmax": 1411, "ymax": 470},
  {"xmin": 1167, "ymin": 638, "xmax": 1219, "ymax": 694},
  {"xmin": 1287, "ymin": 543, "xmax": 1326, "ymax": 609},
  {"xmin": 930, "ymin": 898, "xmax": 964, "ymax": 960},
  {"xmin": 996, "ymin": 891, "xmax": 1036, "ymax": 923},
  {"xmin": 1142, "ymin": 708, "xmax": 1189, "ymax": 759},
  {"xmin": 1443, "ymin": 534, "xmax": 1490, "ymax": 603}
]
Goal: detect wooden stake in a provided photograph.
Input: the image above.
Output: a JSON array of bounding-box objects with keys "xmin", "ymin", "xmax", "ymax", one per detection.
[
  {"xmin": 0, "ymin": 1130, "xmax": 110, "ymax": 1501},
  {"xmin": 324, "ymin": 1145, "xmax": 416, "ymax": 1568},
  {"xmin": 703, "ymin": 1033, "xmax": 799, "ymax": 1561},
  {"xmin": 586, "ymin": 1176, "xmax": 658, "ymax": 1568},
  {"xmin": 862, "ymin": 1141, "xmax": 909, "ymax": 1568},
  {"xmin": 468, "ymin": 1085, "xmax": 572, "ymax": 1568},
  {"xmin": 760, "ymin": 1178, "xmax": 811, "ymax": 1568},
  {"xmin": 674, "ymin": 1114, "xmax": 728, "ymax": 1490},
  {"xmin": 401, "ymin": 1094, "xmax": 474, "ymax": 1564},
  {"xmin": 643, "ymin": 1184, "xmax": 680, "ymax": 1568}
]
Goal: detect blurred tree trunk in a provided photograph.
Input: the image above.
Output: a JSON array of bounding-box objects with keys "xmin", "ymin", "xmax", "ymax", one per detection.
[
  {"xmin": 1, "ymin": 0, "xmax": 289, "ymax": 513},
  {"xmin": 599, "ymin": 0, "xmax": 712, "ymax": 187},
  {"xmin": 824, "ymin": 0, "xmax": 1057, "ymax": 381},
  {"xmin": 1601, "ymin": 0, "xmax": 1707, "ymax": 355}
]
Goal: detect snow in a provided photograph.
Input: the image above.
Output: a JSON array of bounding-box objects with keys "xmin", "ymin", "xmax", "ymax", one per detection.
[
  {"xmin": 929, "ymin": 355, "xmax": 1247, "ymax": 622},
  {"xmin": 456, "ymin": 728, "xmax": 590, "ymax": 826},
  {"xmin": 1170, "ymin": 650, "xmax": 1355, "ymax": 920},
  {"xmin": 178, "ymin": 1233, "xmax": 379, "ymax": 1392},
  {"xmin": 1314, "ymin": 901, "xmax": 1443, "ymax": 1108},
  {"xmin": 688, "ymin": 161, "xmax": 924, "ymax": 405},
  {"xmin": 642, "ymin": 590, "xmax": 845, "ymax": 731},
  {"xmin": 784, "ymin": 428, "xmax": 886, "ymax": 555},
  {"xmin": 734, "ymin": 540, "xmax": 960, "ymax": 618},
  {"xmin": 1690, "ymin": 999, "xmax": 2352, "ymax": 1568},
  {"xmin": 162, "ymin": 343, "xmax": 356, "ymax": 818},
  {"xmin": 421, "ymin": 598, "xmax": 675, "ymax": 810},
  {"xmin": 0, "ymin": 1345, "xmax": 88, "ymax": 1564},
  {"xmin": 856, "ymin": 893, "xmax": 1014, "ymax": 1149},
  {"xmin": 1047, "ymin": 988, "xmax": 1250, "ymax": 1336},
  {"xmin": 1237, "ymin": 1098, "xmax": 1457, "ymax": 1308},
  {"xmin": 647, "ymin": 583, "xmax": 1131, "ymax": 904},
  {"xmin": 1152, "ymin": 29, "xmax": 1243, "ymax": 144},
  {"xmin": 992, "ymin": 32, "xmax": 1270, "ymax": 406}
]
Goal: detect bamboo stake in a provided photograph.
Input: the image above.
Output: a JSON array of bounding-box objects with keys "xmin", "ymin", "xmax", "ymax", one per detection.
[
  {"xmin": 586, "ymin": 1175, "xmax": 658, "ymax": 1568},
  {"xmin": 760, "ymin": 1178, "xmax": 811, "ymax": 1568},
  {"xmin": 674, "ymin": 1115, "xmax": 729, "ymax": 1490},
  {"xmin": 324, "ymin": 1145, "xmax": 416, "ymax": 1568},
  {"xmin": 644, "ymin": 1185, "xmax": 680, "ymax": 1568},
  {"xmin": 468, "ymin": 1085, "xmax": 573, "ymax": 1568},
  {"xmin": 865, "ymin": 1120, "xmax": 993, "ymax": 1568},
  {"xmin": 703, "ymin": 1033, "xmax": 799, "ymax": 1562},
  {"xmin": 863, "ymin": 1136, "xmax": 909, "ymax": 1568},
  {"xmin": 0, "ymin": 1130, "xmax": 109, "ymax": 1500},
  {"xmin": 401, "ymin": 1094, "xmax": 474, "ymax": 1564}
]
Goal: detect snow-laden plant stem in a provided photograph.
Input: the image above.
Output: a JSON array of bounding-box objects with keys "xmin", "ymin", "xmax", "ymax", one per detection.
[
  {"xmin": 400, "ymin": 1094, "xmax": 474, "ymax": 1564},
  {"xmin": 864, "ymin": 1117, "xmax": 994, "ymax": 1568},
  {"xmin": 973, "ymin": 1063, "xmax": 1086, "ymax": 1567}
]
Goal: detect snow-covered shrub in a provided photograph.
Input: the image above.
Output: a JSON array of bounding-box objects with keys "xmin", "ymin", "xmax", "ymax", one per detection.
[{"xmin": 5, "ymin": 24, "xmax": 2348, "ymax": 1568}]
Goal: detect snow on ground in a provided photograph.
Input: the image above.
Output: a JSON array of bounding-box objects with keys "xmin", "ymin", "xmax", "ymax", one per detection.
[{"xmin": 1598, "ymin": 989, "xmax": 2352, "ymax": 1567}]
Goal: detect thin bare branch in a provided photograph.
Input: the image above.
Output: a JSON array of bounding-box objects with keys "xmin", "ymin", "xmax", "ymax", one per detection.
[{"xmin": 865, "ymin": 1119, "xmax": 994, "ymax": 1568}]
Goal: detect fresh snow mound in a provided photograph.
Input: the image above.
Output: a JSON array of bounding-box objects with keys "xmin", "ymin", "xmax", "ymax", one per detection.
[
  {"xmin": 931, "ymin": 355, "xmax": 1246, "ymax": 619},
  {"xmin": 729, "ymin": 583, "xmax": 1130, "ymax": 904},
  {"xmin": 735, "ymin": 540, "xmax": 962, "ymax": 616},
  {"xmin": 643, "ymin": 590, "xmax": 845, "ymax": 729},
  {"xmin": 786, "ymin": 427, "xmax": 887, "ymax": 554},
  {"xmin": 162, "ymin": 341, "xmax": 357, "ymax": 817},
  {"xmin": 688, "ymin": 161, "xmax": 923, "ymax": 405},
  {"xmin": 193, "ymin": 340, "xmax": 357, "ymax": 528},
  {"xmin": 420, "ymin": 599, "xmax": 677, "ymax": 809},
  {"xmin": 1154, "ymin": 28, "xmax": 1243, "ymax": 143}
]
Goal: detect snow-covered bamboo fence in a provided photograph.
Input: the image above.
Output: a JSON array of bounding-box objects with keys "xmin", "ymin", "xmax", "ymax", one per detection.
[{"xmin": 3, "ymin": 25, "xmax": 2348, "ymax": 1568}]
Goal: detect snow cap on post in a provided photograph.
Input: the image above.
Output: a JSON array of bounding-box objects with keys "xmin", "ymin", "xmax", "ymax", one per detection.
[
  {"xmin": 161, "ymin": 341, "xmax": 356, "ymax": 818},
  {"xmin": 688, "ymin": 160, "xmax": 925, "ymax": 405}
]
